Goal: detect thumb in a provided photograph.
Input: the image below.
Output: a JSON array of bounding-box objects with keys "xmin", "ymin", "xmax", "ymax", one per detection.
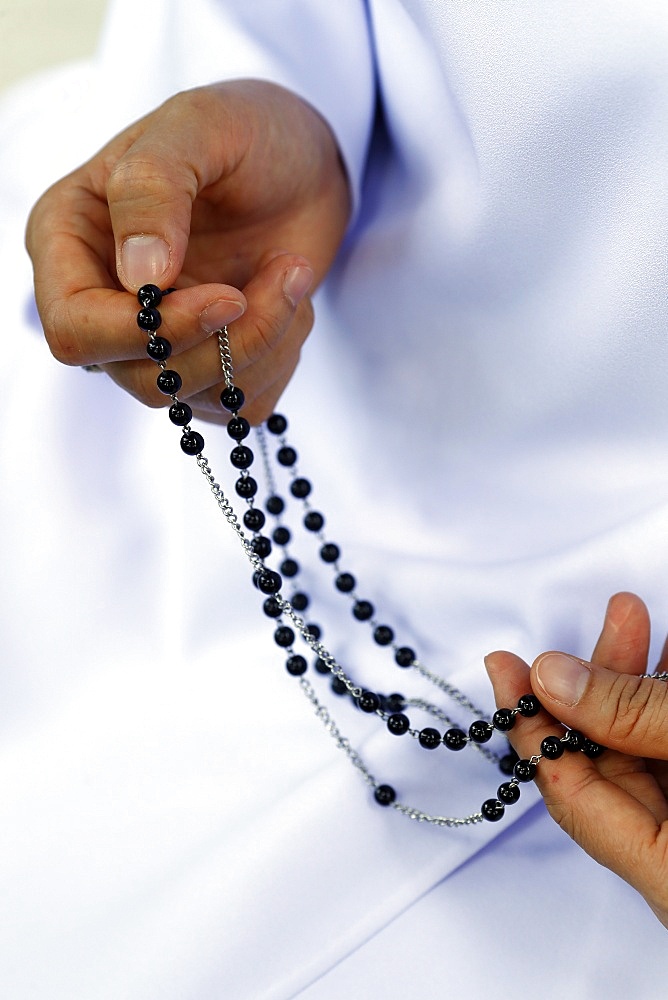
[{"xmin": 531, "ymin": 652, "xmax": 668, "ymax": 759}]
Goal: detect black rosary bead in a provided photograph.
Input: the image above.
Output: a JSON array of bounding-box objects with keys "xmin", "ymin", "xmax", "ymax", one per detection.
[
  {"xmin": 290, "ymin": 478, "xmax": 312, "ymax": 499},
  {"xmin": 513, "ymin": 759, "xmax": 538, "ymax": 782},
  {"xmin": 320, "ymin": 543, "xmax": 340, "ymax": 564},
  {"xmin": 250, "ymin": 535, "xmax": 272, "ymax": 559},
  {"xmin": 257, "ymin": 570, "xmax": 282, "ymax": 595},
  {"xmin": 481, "ymin": 798, "xmax": 505, "ymax": 822},
  {"xmin": 168, "ymin": 401, "xmax": 193, "ymax": 426},
  {"xmin": 230, "ymin": 446, "xmax": 254, "ymax": 469},
  {"xmin": 280, "ymin": 558, "xmax": 299, "ymax": 577},
  {"xmin": 357, "ymin": 690, "xmax": 381, "ymax": 713},
  {"xmin": 265, "ymin": 495, "xmax": 285, "ymax": 515},
  {"xmin": 220, "ymin": 386, "xmax": 246, "ymax": 412},
  {"xmin": 146, "ymin": 336, "xmax": 172, "ymax": 361},
  {"xmin": 492, "ymin": 708, "xmax": 516, "ymax": 732},
  {"xmin": 563, "ymin": 729, "xmax": 586, "ymax": 752},
  {"xmin": 498, "ymin": 748, "xmax": 520, "ymax": 775},
  {"xmin": 443, "ymin": 728, "xmax": 468, "ymax": 751},
  {"xmin": 395, "ymin": 647, "xmax": 416, "ymax": 668},
  {"xmin": 418, "ymin": 727, "xmax": 441, "ymax": 749},
  {"xmin": 373, "ymin": 625, "xmax": 395, "ymax": 646},
  {"xmin": 274, "ymin": 626, "xmax": 295, "ymax": 648},
  {"xmin": 243, "ymin": 508, "xmax": 265, "ymax": 531},
  {"xmin": 497, "ymin": 781, "xmax": 521, "ymax": 805},
  {"xmin": 540, "ymin": 735, "xmax": 565, "ymax": 760},
  {"xmin": 235, "ymin": 476, "xmax": 258, "ymax": 498},
  {"xmin": 386, "ymin": 693, "xmax": 406, "ymax": 712},
  {"xmin": 314, "ymin": 657, "xmax": 330, "ymax": 674},
  {"xmin": 157, "ymin": 370, "xmax": 182, "ymax": 395},
  {"xmin": 387, "ymin": 712, "xmax": 410, "ymax": 735},
  {"xmin": 272, "ymin": 526, "xmax": 291, "ymax": 546},
  {"xmin": 286, "ymin": 655, "xmax": 307, "ymax": 676},
  {"xmin": 468, "ymin": 720, "xmax": 494, "ymax": 744},
  {"xmin": 352, "ymin": 600, "xmax": 374, "ymax": 621},
  {"xmin": 374, "ymin": 784, "xmax": 396, "ymax": 807},
  {"xmin": 262, "ymin": 597, "xmax": 283, "ymax": 619},
  {"xmin": 277, "ymin": 446, "xmax": 297, "ymax": 467},
  {"xmin": 290, "ymin": 592, "xmax": 309, "ymax": 612},
  {"xmin": 335, "ymin": 572, "xmax": 356, "ymax": 593},
  {"xmin": 305, "ymin": 623, "xmax": 322, "ymax": 641},
  {"xmin": 227, "ymin": 416, "xmax": 251, "ymax": 441},
  {"xmin": 266, "ymin": 413, "xmax": 288, "ymax": 435},
  {"xmin": 137, "ymin": 307, "xmax": 162, "ymax": 332},
  {"xmin": 180, "ymin": 431, "xmax": 204, "ymax": 455},
  {"xmin": 137, "ymin": 283, "xmax": 163, "ymax": 308},
  {"xmin": 517, "ymin": 694, "xmax": 541, "ymax": 717},
  {"xmin": 304, "ymin": 511, "xmax": 324, "ymax": 532},
  {"xmin": 331, "ymin": 676, "xmax": 348, "ymax": 695},
  {"xmin": 582, "ymin": 738, "xmax": 605, "ymax": 759}
]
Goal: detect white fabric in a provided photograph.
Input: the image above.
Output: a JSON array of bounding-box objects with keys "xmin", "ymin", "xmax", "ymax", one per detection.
[{"xmin": 1, "ymin": 1, "xmax": 667, "ymax": 997}]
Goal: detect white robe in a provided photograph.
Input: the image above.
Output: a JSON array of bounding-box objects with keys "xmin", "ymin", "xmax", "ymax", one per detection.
[{"xmin": 1, "ymin": 1, "xmax": 667, "ymax": 996}]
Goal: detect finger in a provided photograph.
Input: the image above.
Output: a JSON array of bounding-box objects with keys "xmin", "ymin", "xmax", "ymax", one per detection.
[{"xmin": 590, "ymin": 591, "xmax": 650, "ymax": 673}]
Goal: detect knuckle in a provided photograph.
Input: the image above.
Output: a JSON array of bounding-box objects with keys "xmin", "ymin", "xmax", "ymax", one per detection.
[
  {"xmin": 43, "ymin": 300, "xmax": 84, "ymax": 366},
  {"xmin": 252, "ymin": 311, "xmax": 285, "ymax": 355},
  {"xmin": 606, "ymin": 674, "xmax": 661, "ymax": 746}
]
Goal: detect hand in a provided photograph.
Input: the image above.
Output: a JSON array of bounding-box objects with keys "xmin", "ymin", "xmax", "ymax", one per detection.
[
  {"xmin": 25, "ymin": 80, "xmax": 351, "ymax": 424},
  {"xmin": 485, "ymin": 592, "xmax": 668, "ymax": 928}
]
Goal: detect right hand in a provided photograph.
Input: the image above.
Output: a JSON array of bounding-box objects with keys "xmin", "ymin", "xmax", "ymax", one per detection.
[{"xmin": 26, "ymin": 80, "xmax": 352, "ymax": 424}]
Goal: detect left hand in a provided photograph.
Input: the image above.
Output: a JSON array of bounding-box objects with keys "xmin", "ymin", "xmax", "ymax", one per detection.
[{"xmin": 485, "ymin": 592, "xmax": 668, "ymax": 928}]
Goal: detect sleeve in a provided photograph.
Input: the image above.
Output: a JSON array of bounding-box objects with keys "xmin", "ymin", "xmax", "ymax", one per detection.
[{"xmin": 96, "ymin": 0, "xmax": 377, "ymax": 216}]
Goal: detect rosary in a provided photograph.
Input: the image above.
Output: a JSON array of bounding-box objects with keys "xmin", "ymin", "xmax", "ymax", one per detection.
[{"xmin": 133, "ymin": 282, "xmax": 661, "ymax": 829}]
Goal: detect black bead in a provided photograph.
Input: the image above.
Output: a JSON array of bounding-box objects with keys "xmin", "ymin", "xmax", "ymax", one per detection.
[
  {"xmin": 498, "ymin": 748, "xmax": 520, "ymax": 775},
  {"xmin": 235, "ymin": 476, "xmax": 258, "ymax": 498},
  {"xmin": 220, "ymin": 386, "xmax": 246, "ymax": 412},
  {"xmin": 274, "ymin": 626, "xmax": 294, "ymax": 648},
  {"xmin": 272, "ymin": 526, "xmax": 291, "ymax": 546},
  {"xmin": 180, "ymin": 430, "xmax": 204, "ymax": 455},
  {"xmin": 352, "ymin": 600, "xmax": 374, "ymax": 621},
  {"xmin": 373, "ymin": 625, "xmax": 395, "ymax": 646},
  {"xmin": 497, "ymin": 781, "xmax": 521, "ymax": 804},
  {"xmin": 266, "ymin": 413, "xmax": 287, "ymax": 435},
  {"xmin": 262, "ymin": 597, "xmax": 283, "ymax": 619},
  {"xmin": 481, "ymin": 799, "xmax": 505, "ymax": 822},
  {"xmin": 394, "ymin": 646, "xmax": 416, "ymax": 668},
  {"xmin": 257, "ymin": 571, "xmax": 282, "ymax": 595},
  {"xmin": 290, "ymin": 477, "xmax": 312, "ymax": 499},
  {"xmin": 280, "ymin": 558, "xmax": 299, "ymax": 578},
  {"xmin": 305, "ymin": 623, "xmax": 321, "ymax": 641},
  {"xmin": 492, "ymin": 708, "xmax": 516, "ymax": 732},
  {"xmin": 582, "ymin": 738, "xmax": 605, "ymax": 759},
  {"xmin": 386, "ymin": 692, "xmax": 406, "ymax": 713},
  {"xmin": 517, "ymin": 694, "xmax": 541, "ymax": 717},
  {"xmin": 320, "ymin": 543, "xmax": 340, "ymax": 564},
  {"xmin": 286, "ymin": 655, "xmax": 307, "ymax": 676},
  {"xmin": 314, "ymin": 657, "xmax": 330, "ymax": 674},
  {"xmin": 137, "ymin": 307, "xmax": 162, "ymax": 331},
  {"xmin": 227, "ymin": 416, "xmax": 251, "ymax": 441},
  {"xmin": 137, "ymin": 284, "xmax": 163, "ymax": 308},
  {"xmin": 146, "ymin": 336, "xmax": 172, "ymax": 361},
  {"xmin": 357, "ymin": 690, "xmax": 381, "ymax": 713},
  {"xmin": 374, "ymin": 784, "xmax": 396, "ymax": 807},
  {"xmin": 157, "ymin": 369, "xmax": 182, "ymax": 395},
  {"xmin": 243, "ymin": 508, "xmax": 265, "ymax": 531},
  {"xmin": 304, "ymin": 511, "xmax": 324, "ymax": 532},
  {"xmin": 563, "ymin": 729, "xmax": 586, "ymax": 752},
  {"xmin": 277, "ymin": 446, "xmax": 297, "ymax": 467},
  {"xmin": 468, "ymin": 720, "xmax": 494, "ymax": 744},
  {"xmin": 250, "ymin": 535, "xmax": 272, "ymax": 558},
  {"xmin": 418, "ymin": 727, "xmax": 441, "ymax": 749},
  {"xmin": 443, "ymin": 728, "xmax": 468, "ymax": 751},
  {"xmin": 331, "ymin": 676, "xmax": 348, "ymax": 695},
  {"xmin": 265, "ymin": 495, "xmax": 285, "ymax": 515},
  {"xmin": 168, "ymin": 401, "xmax": 192, "ymax": 426},
  {"xmin": 290, "ymin": 592, "xmax": 309, "ymax": 612},
  {"xmin": 540, "ymin": 735, "xmax": 565, "ymax": 760},
  {"xmin": 335, "ymin": 572, "xmax": 356, "ymax": 593},
  {"xmin": 513, "ymin": 759, "xmax": 538, "ymax": 782},
  {"xmin": 230, "ymin": 445, "xmax": 254, "ymax": 469},
  {"xmin": 387, "ymin": 712, "xmax": 410, "ymax": 736}
]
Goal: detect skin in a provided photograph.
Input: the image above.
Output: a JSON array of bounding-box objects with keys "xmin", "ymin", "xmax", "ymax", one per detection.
[{"xmin": 26, "ymin": 81, "xmax": 668, "ymax": 927}]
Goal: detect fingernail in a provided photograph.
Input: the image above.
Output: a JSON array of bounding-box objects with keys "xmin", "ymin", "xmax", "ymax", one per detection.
[
  {"xmin": 283, "ymin": 265, "xmax": 313, "ymax": 307},
  {"xmin": 199, "ymin": 298, "xmax": 246, "ymax": 334},
  {"xmin": 534, "ymin": 653, "xmax": 591, "ymax": 706},
  {"xmin": 120, "ymin": 236, "xmax": 171, "ymax": 289}
]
